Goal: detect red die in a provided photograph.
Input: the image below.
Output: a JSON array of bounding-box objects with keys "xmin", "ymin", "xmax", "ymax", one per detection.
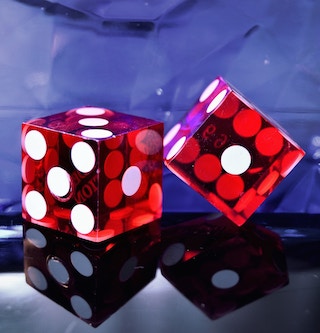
[
  {"xmin": 164, "ymin": 77, "xmax": 305, "ymax": 226},
  {"xmin": 22, "ymin": 107, "xmax": 163, "ymax": 241}
]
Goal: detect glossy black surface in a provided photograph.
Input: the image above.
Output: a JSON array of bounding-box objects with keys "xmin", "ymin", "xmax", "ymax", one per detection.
[{"xmin": 1, "ymin": 213, "xmax": 320, "ymax": 332}]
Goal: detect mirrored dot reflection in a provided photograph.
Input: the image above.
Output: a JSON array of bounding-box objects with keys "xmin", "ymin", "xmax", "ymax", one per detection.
[
  {"xmin": 27, "ymin": 266, "xmax": 48, "ymax": 291},
  {"xmin": 70, "ymin": 295, "xmax": 93, "ymax": 320},
  {"xmin": 25, "ymin": 228, "xmax": 47, "ymax": 248},
  {"xmin": 70, "ymin": 251, "xmax": 94, "ymax": 277},
  {"xmin": 161, "ymin": 243, "xmax": 186, "ymax": 266},
  {"xmin": 47, "ymin": 257, "xmax": 70, "ymax": 285},
  {"xmin": 211, "ymin": 269, "xmax": 240, "ymax": 289},
  {"xmin": 119, "ymin": 256, "xmax": 138, "ymax": 282}
]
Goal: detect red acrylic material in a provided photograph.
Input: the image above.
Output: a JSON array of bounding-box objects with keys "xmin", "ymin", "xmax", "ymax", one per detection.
[
  {"xmin": 164, "ymin": 77, "xmax": 305, "ymax": 226},
  {"xmin": 21, "ymin": 107, "xmax": 163, "ymax": 241}
]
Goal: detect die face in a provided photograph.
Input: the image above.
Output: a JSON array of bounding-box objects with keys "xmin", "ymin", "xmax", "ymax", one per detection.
[
  {"xmin": 23, "ymin": 220, "xmax": 161, "ymax": 327},
  {"xmin": 164, "ymin": 77, "xmax": 305, "ymax": 226},
  {"xmin": 98, "ymin": 123, "xmax": 164, "ymax": 241},
  {"xmin": 160, "ymin": 214, "xmax": 289, "ymax": 319},
  {"xmin": 21, "ymin": 106, "xmax": 163, "ymax": 241}
]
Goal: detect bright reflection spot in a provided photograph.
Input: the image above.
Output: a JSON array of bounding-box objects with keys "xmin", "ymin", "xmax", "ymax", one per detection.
[
  {"xmin": 0, "ymin": 226, "xmax": 22, "ymax": 239},
  {"xmin": 0, "ymin": 273, "xmax": 33, "ymax": 296},
  {"xmin": 311, "ymin": 136, "xmax": 320, "ymax": 147}
]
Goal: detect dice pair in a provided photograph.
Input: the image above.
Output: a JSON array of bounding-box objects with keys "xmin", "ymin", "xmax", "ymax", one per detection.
[
  {"xmin": 21, "ymin": 77, "xmax": 305, "ymax": 236},
  {"xmin": 21, "ymin": 77, "xmax": 304, "ymax": 325}
]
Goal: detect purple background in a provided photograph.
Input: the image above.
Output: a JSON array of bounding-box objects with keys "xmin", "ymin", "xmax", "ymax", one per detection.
[{"xmin": 1, "ymin": 0, "xmax": 319, "ymax": 215}]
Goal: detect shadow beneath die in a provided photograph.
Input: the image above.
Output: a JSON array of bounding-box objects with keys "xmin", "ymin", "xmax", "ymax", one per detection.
[{"xmin": 159, "ymin": 213, "xmax": 289, "ymax": 320}]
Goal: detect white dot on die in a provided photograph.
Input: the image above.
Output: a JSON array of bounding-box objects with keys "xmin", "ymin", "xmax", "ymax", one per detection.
[
  {"xmin": 25, "ymin": 190, "xmax": 47, "ymax": 220},
  {"xmin": 165, "ymin": 136, "xmax": 186, "ymax": 160},
  {"xmin": 47, "ymin": 257, "xmax": 70, "ymax": 285},
  {"xmin": 26, "ymin": 228, "xmax": 47, "ymax": 248},
  {"xmin": 27, "ymin": 266, "xmax": 48, "ymax": 291},
  {"xmin": 78, "ymin": 118, "xmax": 109, "ymax": 127},
  {"xmin": 163, "ymin": 123, "xmax": 181, "ymax": 147},
  {"xmin": 121, "ymin": 166, "xmax": 142, "ymax": 196},
  {"xmin": 206, "ymin": 89, "xmax": 228, "ymax": 113},
  {"xmin": 199, "ymin": 79, "xmax": 219, "ymax": 102},
  {"xmin": 24, "ymin": 130, "xmax": 47, "ymax": 160},
  {"xmin": 76, "ymin": 107, "xmax": 105, "ymax": 116},
  {"xmin": 211, "ymin": 269, "xmax": 240, "ymax": 289},
  {"xmin": 71, "ymin": 142, "xmax": 96, "ymax": 173},
  {"xmin": 81, "ymin": 129, "xmax": 114, "ymax": 139},
  {"xmin": 70, "ymin": 295, "xmax": 92, "ymax": 319},
  {"xmin": 70, "ymin": 251, "xmax": 93, "ymax": 277},
  {"xmin": 221, "ymin": 145, "xmax": 251, "ymax": 175},
  {"xmin": 47, "ymin": 167, "xmax": 71, "ymax": 197},
  {"xmin": 71, "ymin": 204, "xmax": 95, "ymax": 234}
]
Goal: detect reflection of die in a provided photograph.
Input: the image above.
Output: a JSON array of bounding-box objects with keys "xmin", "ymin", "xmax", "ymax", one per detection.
[
  {"xmin": 164, "ymin": 77, "xmax": 305, "ymax": 226},
  {"xmin": 23, "ymin": 219, "xmax": 160, "ymax": 327},
  {"xmin": 160, "ymin": 214, "xmax": 288, "ymax": 319},
  {"xmin": 21, "ymin": 107, "xmax": 163, "ymax": 241}
]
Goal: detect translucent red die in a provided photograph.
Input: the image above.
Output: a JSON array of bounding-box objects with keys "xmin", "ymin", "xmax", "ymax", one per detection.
[
  {"xmin": 164, "ymin": 77, "xmax": 305, "ymax": 226},
  {"xmin": 22, "ymin": 107, "xmax": 163, "ymax": 241}
]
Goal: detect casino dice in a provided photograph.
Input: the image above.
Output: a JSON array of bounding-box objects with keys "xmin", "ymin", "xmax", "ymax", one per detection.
[
  {"xmin": 164, "ymin": 77, "xmax": 305, "ymax": 226},
  {"xmin": 23, "ymin": 219, "xmax": 160, "ymax": 327},
  {"xmin": 160, "ymin": 214, "xmax": 288, "ymax": 319},
  {"xmin": 21, "ymin": 106, "xmax": 163, "ymax": 241}
]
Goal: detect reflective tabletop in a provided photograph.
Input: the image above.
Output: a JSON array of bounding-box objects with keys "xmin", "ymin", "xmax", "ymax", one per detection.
[{"xmin": 1, "ymin": 213, "xmax": 320, "ymax": 333}]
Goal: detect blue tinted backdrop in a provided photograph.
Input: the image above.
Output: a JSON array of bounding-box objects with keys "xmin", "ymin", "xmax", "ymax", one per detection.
[{"xmin": 1, "ymin": 0, "xmax": 319, "ymax": 214}]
